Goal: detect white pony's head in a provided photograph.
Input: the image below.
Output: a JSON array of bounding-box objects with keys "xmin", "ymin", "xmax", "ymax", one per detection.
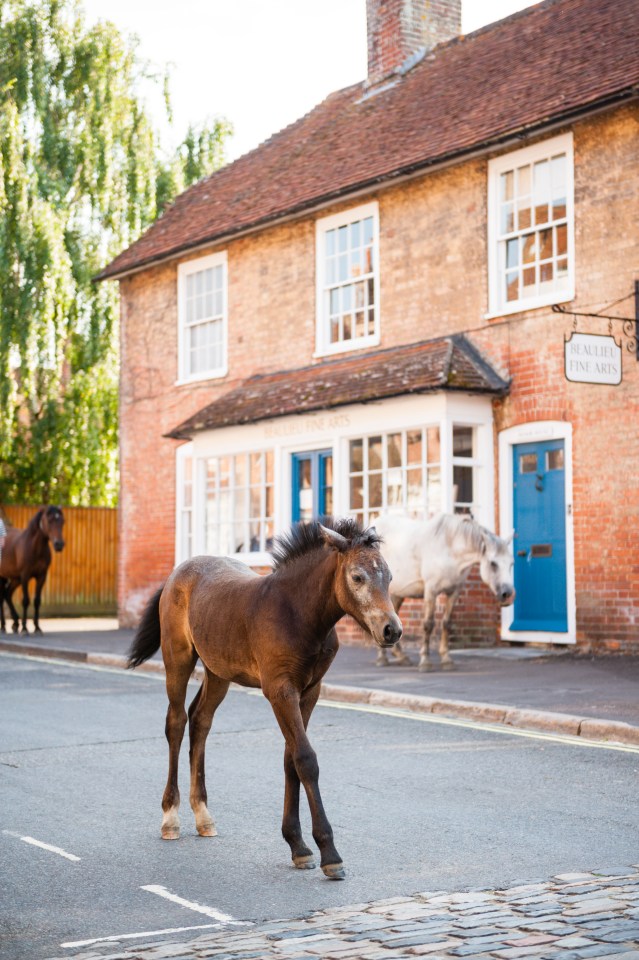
[{"xmin": 478, "ymin": 529, "xmax": 515, "ymax": 606}]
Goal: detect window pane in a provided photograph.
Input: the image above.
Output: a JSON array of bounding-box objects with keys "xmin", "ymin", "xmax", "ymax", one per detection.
[
  {"xmin": 556, "ymin": 223, "xmax": 567, "ymax": 257},
  {"xmin": 386, "ymin": 468, "xmax": 403, "ymax": 507},
  {"xmin": 406, "ymin": 468, "xmax": 423, "ymax": 509},
  {"xmin": 506, "ymin": 238, "xmax": 519, "ymax": 269},
  {"xmin": 350, "ymin": 439, "xmax": 363, "ymax": 472},
  {"xmin": 387, "ymin": 433, "xmax": 402, "ymax": 468},
  {"xmin": 349, "ymin": 476, "xmax": 364, "ymax": 510},
  {"xmin": 453, "ymin": 465, "xmax": 473, "ymax": 505},
  {"xmin": 368, "ymin": 436, "xmax": 382, "ymax": 470},
  {"xmin": 453, "ymin": 426, "xmax": 473, "ymax": 458},
  {"xmin": 407, "ymin": 429, "xmax": 423, "ymax": 464},
  {"xmin": 500, "ymin": 170, "xmax": 514, "ymax": 202},
  {"xmin": 265, "ymin": 450, "xmax": 274, "ymax": 483},
  {"xmin": 426, "ymin": 426, "xmax": 440, "ymax": 464},
  {"xmin": 249, "ymin": 487, "xmax": 261, "ymax": 517},
  {"xmin": 546, "ymin": 448, "xmax": 564, "ymax": 471},
  {"xmin": 506, "ymin": 271, "xmax": 519, "ymax": 302},
  {"xmin": 539, "ymin": 228, "xmax": 552, "ymax": 261},
  {"xmin": 368, "ymin": 473, "xmax": 382, "ymax": 509},
  {"xmin": 427, "ymin": 467, "xmax": 441, "ymax": 516}
]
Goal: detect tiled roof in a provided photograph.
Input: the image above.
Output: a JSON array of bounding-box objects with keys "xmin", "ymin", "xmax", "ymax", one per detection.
[
  {"xmin": 99, "ymin": 0, "xmax": 639, "ymax": 281},
  {"xmin": 166, "ymin": 335, "xmax": 509, "ymax": 439}
]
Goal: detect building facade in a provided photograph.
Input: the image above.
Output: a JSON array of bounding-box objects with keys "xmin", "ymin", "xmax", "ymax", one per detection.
[{"xmin": 102, "ymin": 0, "xmax": 639, "ymax": 652}]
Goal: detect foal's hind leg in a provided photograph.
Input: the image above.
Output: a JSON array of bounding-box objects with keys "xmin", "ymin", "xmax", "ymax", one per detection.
[
  {"xmin": 188, "ymin": 669, "xmax": 230, "ymax": 837},
  {"xmin": 161, "ymin": 649, "xmax": 198, "ymax": 840}
]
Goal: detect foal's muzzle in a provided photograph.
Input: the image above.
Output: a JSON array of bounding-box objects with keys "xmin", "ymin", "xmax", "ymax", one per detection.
[
  {"xmin": 381, "ymin": 619, "xmax": 403, "ymax": 648},
  {"xmin": 53, "ymin": 539, "xmax": 65, "ymax": 552}
]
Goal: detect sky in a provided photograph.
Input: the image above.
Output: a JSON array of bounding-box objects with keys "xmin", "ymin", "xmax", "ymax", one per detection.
[{"xmin": 81, "ymin": 0, "xmax": 539, "ymax": 162}]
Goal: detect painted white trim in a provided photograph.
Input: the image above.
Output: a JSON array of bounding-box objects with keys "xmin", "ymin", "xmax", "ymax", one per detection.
[
  {"xmin": 487, "ymin": 132, "xmax": 575, "ymax": 317},
  {"xmin": 177, "ymin": 251, "xmax": 228, "ymax": 383},
  {"xmin": 315, "ymin": 200, "xmax": 380, "ymax": 357},
  {"xmin": 174, "ymin": 443, "xmax": 193, "ymax": 567},
  {"xmin": 498, "ymin": 420, "xmax": 576, "ymax": 645},
  {"xmin": 178, "ymin": 392, "xmax": 496, "ymax": 567}
]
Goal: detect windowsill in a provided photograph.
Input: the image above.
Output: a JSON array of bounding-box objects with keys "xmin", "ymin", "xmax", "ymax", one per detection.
[
  {"xmin": 174, "ymin": 367, "xmax": 228, "ymax": 387},
  {"xmin": 313, "ymin": 333, "xmax": 380, "ymax": 360},
  {"xmin": 484, "ymin": 289, "xmax": 574, "ymax": 321}
]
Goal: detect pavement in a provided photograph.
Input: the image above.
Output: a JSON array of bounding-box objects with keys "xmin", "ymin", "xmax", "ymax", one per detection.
[
  {"xmin": 46, "ymin": 869, "xmax": 639, "ymax": 960},
  {"xmin": 1, "ymin": 618, "xmax": 638, "ymax": 746}
]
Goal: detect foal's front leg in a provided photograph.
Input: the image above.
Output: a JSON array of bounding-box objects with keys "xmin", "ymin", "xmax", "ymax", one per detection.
[
  {"xmin": 282, "ymin": 681, "xmax": 320, "ymax": 870},
  {"xmin": 268, "ymin": 681, "xmax": 344, "ymax": 879}
]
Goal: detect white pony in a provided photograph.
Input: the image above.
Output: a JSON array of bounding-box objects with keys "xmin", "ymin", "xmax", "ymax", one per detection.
[{"xmin": 374, "ymin": 513, "xmax": 515, "ymax": 671}]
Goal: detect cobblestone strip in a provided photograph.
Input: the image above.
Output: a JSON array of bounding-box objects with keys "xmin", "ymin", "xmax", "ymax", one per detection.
[{"xmin": 47, "ymin": 869, "xmax": 639, "ymax": 960}]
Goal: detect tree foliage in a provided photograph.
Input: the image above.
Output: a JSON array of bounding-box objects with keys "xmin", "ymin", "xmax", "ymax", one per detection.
[{"xmin": 0, "ymin": 0, "xmax": 231, "ymax": 506}]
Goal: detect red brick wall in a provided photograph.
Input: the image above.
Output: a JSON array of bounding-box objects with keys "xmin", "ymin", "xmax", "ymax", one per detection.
[{"xmin": 117, "ymin": 105, "xmax": 639, "ymax": 650}]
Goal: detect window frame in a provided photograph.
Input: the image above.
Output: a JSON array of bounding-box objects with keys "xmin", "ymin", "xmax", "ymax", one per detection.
[
  {"xmin": 487, "ymin": 133, "xmax": 575, "ymax": 318},
  {"xmin": 177, "ymin": 251, "xmax": 228, "ymax": 383},
  {"xmin": 345, "ymin": 425, "xmax": 443, "ymax": 527},
  {"xmin": 315, "ymin": 201, "xmax": 381, "ymax": 357}
]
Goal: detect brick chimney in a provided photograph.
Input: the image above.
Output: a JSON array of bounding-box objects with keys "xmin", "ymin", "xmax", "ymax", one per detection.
[{"xmin": 366, "ymin": 0, "xmax": 462, "ymax": 86}]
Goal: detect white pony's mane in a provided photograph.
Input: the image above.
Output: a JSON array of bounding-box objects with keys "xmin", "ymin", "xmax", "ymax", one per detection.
[{"xmin": 433, "ymin": 513, "xmax": 503, "ymax": 555}]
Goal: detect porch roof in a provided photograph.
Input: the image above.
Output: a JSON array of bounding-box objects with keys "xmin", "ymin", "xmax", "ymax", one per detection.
[{"xmin": 166, "ymin": 334, "xmax": 509, "ymax": 440}]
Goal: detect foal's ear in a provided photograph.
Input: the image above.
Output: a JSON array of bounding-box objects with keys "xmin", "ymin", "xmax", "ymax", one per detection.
[{"xmin": 319, "ymin": 524, "xmax": 349, "ymax": 552}]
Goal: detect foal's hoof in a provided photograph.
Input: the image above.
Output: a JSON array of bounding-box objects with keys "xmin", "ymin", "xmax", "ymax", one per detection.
[
  {"xmin": 196, "ymin": 821, "xmax": 218, "ymax": 837},
  {"xmin": 440, "ymin": 660, "xmax": 456, "ymax": 671},
  {"xmin": 293, "ymin": 854, "xmax": 316, "ymax": 870},
  {"xmin": 161, "ymin": 826, "xmax": 180, "ymax": 840},
  {"xmin": 34, "ymin": 626, "xmax": 43, "ymax": 635},
  {"xmin": 375, "ymin": 657, "xmax": 390, "ymax": 667},
  {"xmin": 21, "ymin": 626, "xmax": 29, "ymax": 635},
  {"xmin": 322, "ymin": 862, "xmax": 345, "ymax": 880},
  {"xmin": 12, "ymin": 623, "xmax": 19, "ymax": 634},
  {"xmin": 418, "ymin": 662, "xmax": 435, "ymax": 672}
]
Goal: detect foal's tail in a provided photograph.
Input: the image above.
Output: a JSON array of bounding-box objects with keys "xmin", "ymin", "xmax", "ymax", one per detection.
[{"xmin": 127, "ymin": 588, "xmax": 163, "ymax": 668}]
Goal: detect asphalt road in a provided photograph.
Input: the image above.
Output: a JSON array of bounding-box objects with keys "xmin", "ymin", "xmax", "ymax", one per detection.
[{"xmin": 1, "ymin": 652, "xmax": 638, "ymax": 960}]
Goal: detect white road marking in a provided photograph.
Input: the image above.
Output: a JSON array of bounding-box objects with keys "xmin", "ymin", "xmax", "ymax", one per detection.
[
  {"xmin": 2, "ymin": 830, "xmax": 81, "ymax": 861},
  {"xmin": 61, "ymin": 923, "xmax": 224, "ymax": 949},
  {"xmin": 141, "ymin": 884, "xmax": 249, "ymax": 925}
]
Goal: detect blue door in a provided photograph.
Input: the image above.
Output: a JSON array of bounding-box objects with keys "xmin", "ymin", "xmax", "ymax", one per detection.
[
  {"xmin": 292, "ymin": 450, "xmax": 333, "ymax": 522},
  {"xmin": 511, "ymin": 439, "xmax": 567, "ymax": 632}
]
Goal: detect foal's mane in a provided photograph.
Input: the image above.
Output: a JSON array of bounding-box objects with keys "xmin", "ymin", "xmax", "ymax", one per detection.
[{"xmin": 270, "ymin": 517, "xmax": 381, "ymax": 571}]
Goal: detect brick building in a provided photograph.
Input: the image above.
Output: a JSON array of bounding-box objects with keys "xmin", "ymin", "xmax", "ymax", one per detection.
[{"xmin": 99, "ymin": 0, "xmax": 639, "ymax": 652}]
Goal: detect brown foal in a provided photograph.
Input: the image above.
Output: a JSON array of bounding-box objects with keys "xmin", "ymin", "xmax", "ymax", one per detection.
[{"xmin": 127, "ymin": 517, "xmax": 402, "ymax": 880}]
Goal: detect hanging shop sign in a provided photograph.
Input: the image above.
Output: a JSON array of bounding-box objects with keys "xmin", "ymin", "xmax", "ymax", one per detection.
[{"xmin": 564, "ymin": 331, "xmax": 622, "ymax": 385}]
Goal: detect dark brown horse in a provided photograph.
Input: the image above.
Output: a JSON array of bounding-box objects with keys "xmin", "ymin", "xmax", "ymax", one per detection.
[
  {"xmin": 0, "ymin": 507, "xmax": 66, "ymax": 634},
  {"xmin": 127, "ymin": 517, "xmax": 402, "ymax": 880}
]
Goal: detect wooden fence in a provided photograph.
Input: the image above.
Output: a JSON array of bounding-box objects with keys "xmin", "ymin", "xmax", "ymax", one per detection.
[{"xmin": 0, "ymin": 505, "xmax": 117, "ymax": 616}]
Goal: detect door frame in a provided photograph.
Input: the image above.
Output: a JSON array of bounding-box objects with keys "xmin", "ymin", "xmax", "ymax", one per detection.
[
  {"xmin": 291, "ymin": 449, "xmax": 332, "ymax": 522},
  {"xmin": 498, "ymin": 420, "xmax": 576, "ymax": 644}
]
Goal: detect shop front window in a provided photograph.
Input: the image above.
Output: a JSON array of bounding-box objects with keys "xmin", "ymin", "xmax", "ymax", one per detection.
[
  {"xmin": 204, "ymin": 450, "xmax": 274, "ymax": 555},
  {"xmin": 348, "ymin": 426, "xmax": 441, "ymax": 526}
]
